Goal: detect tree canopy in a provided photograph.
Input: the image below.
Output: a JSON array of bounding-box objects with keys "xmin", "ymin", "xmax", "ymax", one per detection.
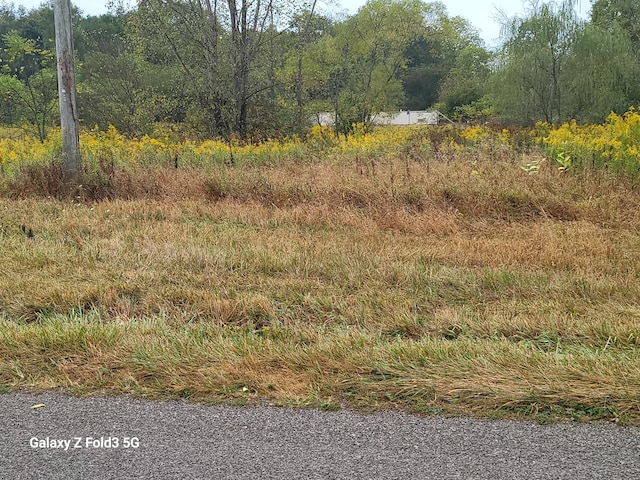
[{"xmin": 0, "ymin": 0, "xmax": 636, "ymax": 139}]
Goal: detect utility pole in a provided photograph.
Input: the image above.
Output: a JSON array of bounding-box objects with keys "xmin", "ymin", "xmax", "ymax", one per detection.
[{"xmin": 54, "ymin": 0, "xmax": 80, "ymax": 184}]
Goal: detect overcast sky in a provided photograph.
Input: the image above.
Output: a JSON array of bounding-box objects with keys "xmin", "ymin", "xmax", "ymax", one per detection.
[{"xmin": 12, "ymin": 0, "xmax": 592, "ymax": 47}]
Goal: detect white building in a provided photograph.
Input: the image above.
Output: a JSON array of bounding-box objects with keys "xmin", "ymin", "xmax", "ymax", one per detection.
[
  {"xmin": 373, "ymin": 110, "xmax": 440, "ymax": 125},
  {"xmin": 312, "ymin": 110, "xmax": 445, "ymax": 127}
]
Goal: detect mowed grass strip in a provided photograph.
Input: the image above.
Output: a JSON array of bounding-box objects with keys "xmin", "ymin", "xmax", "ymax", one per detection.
[{"xmin": 1, "ymin": 155, "xmax": 640, "ymax": 424}]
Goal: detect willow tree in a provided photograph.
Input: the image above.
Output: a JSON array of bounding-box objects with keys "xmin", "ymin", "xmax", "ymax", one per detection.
[
  {"xmin": 491, "ymin": 0, "xmax": 635, "ymax": 125},
  {"xmin": 591, "ymin": 0, "xmax": 640, "ymax": 48},
  {"xmin": 492, "ymin": 0, "xmax": 581, "ymax": 124},
  {"xmin": 589, "ymin": 0, "xmax": 640, "ymax": 108},
  {"xmin": 564, "ymin": 22, "xmax": 636, "ymax": 122},
  {"xmin": 402, "ymin": 2, "xmax": 485, "ymax": 112}
]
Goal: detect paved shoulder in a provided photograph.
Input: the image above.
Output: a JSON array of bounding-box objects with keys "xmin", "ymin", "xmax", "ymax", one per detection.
[{"xmin": 2, "ymin": 391, "xmax": 640, "ymax": 479}]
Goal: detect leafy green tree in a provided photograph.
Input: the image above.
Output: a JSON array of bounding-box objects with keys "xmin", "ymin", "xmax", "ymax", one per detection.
[
  {"xmin": 79, "ymin": 51, "xmax": 173, "ymax": 135},
  {"xmin": 0, "ymin": 4, "xmax": 85, "ymax": 64},
  {"xmin": 0, "ymin": 73, "xmax": 25, "ymax": 124},
  {"xmin": 304, "ymin": 0, "xmax": 425, "ymax": 134},
  {"xmin": 75, "ymin": 13, "xmax": 128, "ymax": 59},
  {"xmin": 130, "ymin": 0, "xmax": 229, "ymax": 137},
  {"xmin": 279, "ymin": 7, "xmax": 334, "ymax": 133},
  {"xmin": 132, "ymin": 0, "xmax": 295, "ymax": 139},
  {"xmin": 492, "ymin": 0, "xmax": 637, "ymax": 125},
  {"xmin": 402, "ymin": 2, "xmax": 484, "ymax": 111},
  {"xmin": 492, "ymin": 0, "xmax": 582, "ymax": 124},
  {"xmin": 437, "ymin": 44, "xmax": 491, "ymax": 118},
  {"xmin": 591, "ymin": 0, "xmax": 640, "ymax": 48},
  {"xmin": 402, "ymin": 37, "xmax": 447, "ymax": 110},
  {"xmin": 589, "ymin": 0, "xmax": 640, "ymax": 107},
  {"xmin": 564, "ymin": 22, "xmax": 637, "ymax": 122},
  {"xmin": 0, "ymin": 30, "xmax": 57, "ymax": 140}
]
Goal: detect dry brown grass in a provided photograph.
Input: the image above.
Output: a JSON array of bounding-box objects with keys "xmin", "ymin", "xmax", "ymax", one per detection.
[{"xmin": 1, "ymin": 152, "xmax": 640, "ymax": 423}]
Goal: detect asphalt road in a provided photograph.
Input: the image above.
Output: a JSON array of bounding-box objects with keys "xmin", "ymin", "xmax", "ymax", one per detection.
[{"xmin": 2, "ymin": 391, "xmax": 640, "ymax": 479}]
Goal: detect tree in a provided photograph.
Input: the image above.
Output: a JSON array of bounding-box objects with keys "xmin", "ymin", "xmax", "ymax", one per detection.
[
  {"xmin": 279, "ymin": 7, "xmax": 334, "ymax": 133},
  {"xmin": 564, "ymin": 22, "xmax": 636, "ymax": 122},
  {"xmin": 302, "ymin": 0, "xmax": 425, "ymax": 134},
  {"xmin": 133, "ymin": 0, "xmax": 294, "ymax": 140},
  {"xmin": 0, "ymin": 30, "xmax": 58, "ymax": 140},
  {"xmin": 79, "ymin": 51, "xmax": 171, "ymax": 135},
  {"xmin": 437, "ymin": 44, "xmax": 491, "ymax": 119},
  {"xmin": 591, "ymin": 0, "xmax": 640, "ymax": 49},
  {"xmin": 493, "ymin": 0, "xmax": 581, "ymax": 125},
  {"xmin": 491, "ymin": 0, "xmax": 635, "ymax": 125},
  {"xmin": 402, "ymin": 2, "xmax": 484, "ymax": 111},
  {"xmin": 589, "ymin": 0, "xmax": 640, "ymax": 107},
  {"xmin": 75, "ymin": 13, "xmax": 128, "ymax": 59}
]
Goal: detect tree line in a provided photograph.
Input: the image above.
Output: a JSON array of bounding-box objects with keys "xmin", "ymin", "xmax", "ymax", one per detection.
[{"xmin": 0, "ymin": 0, "xmax": 637, "ymax": 141}]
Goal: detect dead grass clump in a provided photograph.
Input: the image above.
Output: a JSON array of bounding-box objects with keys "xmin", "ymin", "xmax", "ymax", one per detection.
[
  {"xmin": 2, "ymin": 160, "xmax": 212, "ymax": 201},
  {"xmin": 96, "ymin": 166, "xmax": 211, "ymax": 201},
  {"xmin": 5, "ymin": 161, "xmax": 69, "ymax": 198},
  {"xmin": 436, "ymin": 184, "xmax": 578, "ymax": 222},
  {"xmin": 203, "ymin": 169, "xmax": 311, "ymax": 207}
]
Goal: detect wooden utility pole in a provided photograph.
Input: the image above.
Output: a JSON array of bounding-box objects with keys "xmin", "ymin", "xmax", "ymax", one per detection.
[{"xmin": 54, "ymin": 0, "xmax": 80, "ymax": 183}]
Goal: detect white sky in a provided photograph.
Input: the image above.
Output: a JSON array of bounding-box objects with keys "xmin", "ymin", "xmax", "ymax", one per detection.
[{"xmin": 11, "ymin": 0, "xmax": 593, "ymax": 47}]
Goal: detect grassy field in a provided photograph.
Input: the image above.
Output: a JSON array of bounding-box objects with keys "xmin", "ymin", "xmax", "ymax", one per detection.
[{"xmin": 1, "ymin": 134, "xmax": 640, "ymax": 424}]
